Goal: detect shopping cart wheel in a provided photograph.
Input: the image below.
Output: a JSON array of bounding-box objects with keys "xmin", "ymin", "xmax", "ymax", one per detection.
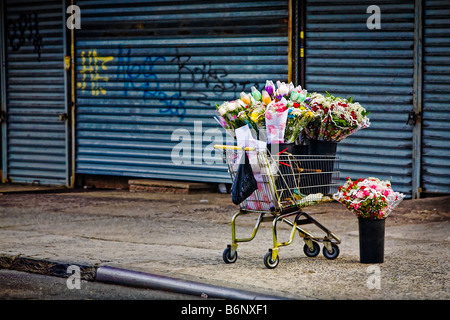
[
  {"xmin": 322, "ymin": 243, "xmax": 340, "ymax": 260},
  {"xmin": 303, "ymin": 242, "xmax": 320, "ymax": 257},
  {"xmin": 263, "ymin": 251, "xmax": 279, "ymax": 269},
  {"xmin": 223, "ymin": 247, "xmax": 238, "ymax": 264}
]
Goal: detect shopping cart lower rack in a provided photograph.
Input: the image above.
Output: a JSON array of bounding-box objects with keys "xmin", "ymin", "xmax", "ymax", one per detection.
[{"xmin": 214, "ymin": 144, "xmax": 341, "ymax": 269}]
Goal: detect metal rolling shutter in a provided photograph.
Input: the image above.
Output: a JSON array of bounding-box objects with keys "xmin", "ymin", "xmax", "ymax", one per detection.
[
  {"xmin": 75, "ymin": 1, "xmax": 290, "ymax": 183},
  {"xmin": 1, "ymin": 0, "xmax": 69, "ymax": 186},
  {"xmin": 422, "ymin": 0, "xmax": 450, "ymax": 194},
  {"xmin": 305, "ymin": 0, "xmax": 415, "ymax": 197}
]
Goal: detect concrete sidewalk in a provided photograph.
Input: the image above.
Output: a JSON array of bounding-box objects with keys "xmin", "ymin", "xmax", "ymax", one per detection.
[{"xmin": 0, "ymin": 187, "xmax": 448, "ymax": 300}]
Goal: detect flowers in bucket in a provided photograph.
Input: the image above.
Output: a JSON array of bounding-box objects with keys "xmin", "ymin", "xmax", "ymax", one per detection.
[
  {"xmin": 333, "ymin": 177, "xmax": 405, "ymax": 219},
  {"xmin": 215, "ymin": 81, "xmax": 370, "ymax": 145},
  {"xmin": 214, "ymin": 80, "xmax": 314, "ymax": 144},
  {"xmin": 305, "ymin": 92, "xmax": 370, "ymax": 142}
]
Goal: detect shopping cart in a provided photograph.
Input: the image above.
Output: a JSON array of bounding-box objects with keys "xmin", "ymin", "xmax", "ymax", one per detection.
[{"xmin": 214, "ymin": 144, "xmax": 341, "ymax": 269}]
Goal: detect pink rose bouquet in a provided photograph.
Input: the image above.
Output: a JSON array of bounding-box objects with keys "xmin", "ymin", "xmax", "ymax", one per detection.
[
  {"xmin": 333, "ymin": 177, "xmax": 405, "ymax": 219},
  {"xmin": 304, "ymin": 92, "xmax": 370, "ymax": 142}
]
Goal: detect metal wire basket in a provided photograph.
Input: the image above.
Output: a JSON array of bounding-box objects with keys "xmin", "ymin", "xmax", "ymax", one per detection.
[
  {"xmin": 215, "ymin": 144, "xmax": 341, "ymax": 269},
  {"xmin": 223, "ymin": 147, "xmax": 340, "ymax": 213}
]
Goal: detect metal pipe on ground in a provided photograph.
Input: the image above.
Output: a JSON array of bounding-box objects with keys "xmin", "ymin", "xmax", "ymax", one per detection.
[{"xmin": 96, "ymin": 266, "xmax": 286, "ymax": 300}]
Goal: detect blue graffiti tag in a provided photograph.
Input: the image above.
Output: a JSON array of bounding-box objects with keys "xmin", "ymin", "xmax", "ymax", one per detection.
[
  {"xmin": 116, "ymin": 46, "xmax": 187, "ymax": 121},
  {"xmin": 115, "ymin": 47, "xmax": 257, "ymax": 122}
]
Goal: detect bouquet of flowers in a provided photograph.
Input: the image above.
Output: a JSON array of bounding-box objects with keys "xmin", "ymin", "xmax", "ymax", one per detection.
[
  {"xmin": 248, "ymin": 101, "xmax": 267, "ymax": 140},
  {"xmin": 285, "ymin": 101, "xmax": 315, "ymax": 143},
  {"xmin": 215, "ymin": 100, "xmax": 249, "ymax": 137},
  {"xmin": 305, "ymin": 92, "xmax": 370, "ymax": 142},
  {"xmin": 215, "ymin": 80, "xmax": 315, "ymax": 144},
  {"xmin": 333, "ymin": 177, "xmax": 405, "ymax": 219},
  {"xmin": 265, "ymin": 97, "xmax": 289, "ymax": 144},
  {"xmin": 215, "ymin": 82, "xmax": 370, "ymax": 144}
]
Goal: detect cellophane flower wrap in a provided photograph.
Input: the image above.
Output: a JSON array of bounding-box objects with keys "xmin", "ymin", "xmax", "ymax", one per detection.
[
  {"xmin": 285, "ymin": 100, "xmax": 315, "ymax": 143},
  {"xmin": 305, "ymin": 92, "xmax": 370, "ymax": 142},
  {"xmin": 248, "ymin": 101, "xmax": 267, "ymax": 141},
  {"xmin": 333, "ymin": 177, "xmax": 405, "ymax": 219},
  {"xmin": 265, "ymin": 98, "xmax": 289, "ymax": 144},
  {"xmin": 215, "ymin": 100, "xmax": 248, "ymax": 137}
]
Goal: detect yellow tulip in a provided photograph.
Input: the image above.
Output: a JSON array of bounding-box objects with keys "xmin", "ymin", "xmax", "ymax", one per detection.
[{"xmin": 250, "ymin": 111, "xmax": 259, "ymax": 122}]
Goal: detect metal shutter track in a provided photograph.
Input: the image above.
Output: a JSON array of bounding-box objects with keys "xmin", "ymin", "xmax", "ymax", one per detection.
[
  {"xmin": 4, "ymin": 0, "xmax": 68, "ymax": 185},
  {"xmin": 422, "ymin": 0, "xmax": 450, "ymax": 193}
]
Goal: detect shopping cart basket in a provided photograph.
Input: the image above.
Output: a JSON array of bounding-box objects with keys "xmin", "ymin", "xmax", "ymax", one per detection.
[{"xmin": 214, "ymin": 144, "xmax": 341, "ymax": 269}]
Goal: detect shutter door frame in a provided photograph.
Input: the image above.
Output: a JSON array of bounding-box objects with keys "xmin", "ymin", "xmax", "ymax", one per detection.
[
  {"xmin": 1, "ymin": 1, "xmax": 5, "ymax": 182},
  {"xmin": 422, "ymin": 0, "xmax": 450, "ymax": 194},
  {"xmin": 1, "ymin": 0, "xmax": 70, "ymax": 186},
  {"xmin": 304, "ymin": 0, "xmax": 416, "ymax": 198}
]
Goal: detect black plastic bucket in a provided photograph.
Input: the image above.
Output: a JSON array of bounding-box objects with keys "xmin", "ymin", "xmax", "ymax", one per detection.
[
  {"xmin": 301, "ymin": 140, "xmax": 338, "ymax": 195},
  {"xmin": 307, "ymin": 139, "xmax": 337, "ymax": 155},
  {"xmin": 358, "ymin": 218, "xmax": 385, "ymax": 263},
  {"xmin": 267, "ymin": 143, "xmax": 307, "ymax": 156}
]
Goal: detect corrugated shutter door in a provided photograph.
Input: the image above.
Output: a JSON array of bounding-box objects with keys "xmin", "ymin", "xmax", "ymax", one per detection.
[
  {"xmin": 75, "ymin": 1, "xmax": 289, "ymax": 183},
  {"xmin": 3, "ymin": 0, "xmax": 68, "ymax": 186},
  {"xmin": 305, "ymin": 0, "xmax": 415, "ymax": 196},
  {"xmin": 422, "ymin": 0, "xmax": 450, "ymax": 193}
]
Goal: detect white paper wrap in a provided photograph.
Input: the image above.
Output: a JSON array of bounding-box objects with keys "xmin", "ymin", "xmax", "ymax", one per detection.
[{"xmin": 265, "ymin": 109, "xmax": 288, "ymax": 144}]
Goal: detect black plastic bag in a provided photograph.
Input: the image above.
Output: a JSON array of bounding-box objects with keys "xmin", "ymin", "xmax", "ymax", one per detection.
[{"xmin": 231, "ymin": 151, "xmax": 258, "ymax": 205}]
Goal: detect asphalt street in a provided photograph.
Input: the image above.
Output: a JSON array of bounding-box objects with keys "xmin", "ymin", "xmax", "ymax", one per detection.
[{"xmin": 0, "ymin": 188, "xmax": 448, "ymax": 300}]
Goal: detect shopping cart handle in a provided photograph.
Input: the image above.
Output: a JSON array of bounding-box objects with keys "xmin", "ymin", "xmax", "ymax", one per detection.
[{"xmin": 214, "ymin": 145, "xmax": 255, "ymax": 151}]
